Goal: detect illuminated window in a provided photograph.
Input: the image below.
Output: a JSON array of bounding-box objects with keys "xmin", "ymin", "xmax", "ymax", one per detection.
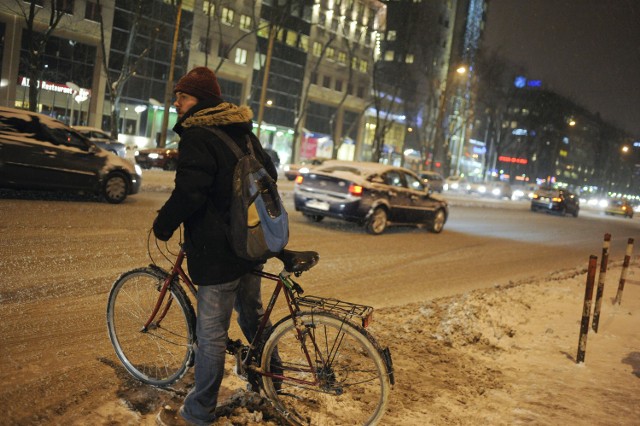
[
  {"xmin": 359, "ymin": 59, "xmax": 368, "ymax": 72},
  {"xmin": 221, "ymin": 7, "xmax": 234, "ymax": 25},
  {"xmin": 286, "ymin": 31, "xmax": 297, "ymax": 47},
  {"xmin": 257, "ymin": 21, "xmax": 269, "ymax": 38},
  {"xmin": 337, "ymin": 51, "xmax": 347, "ymax": 65},
  {"xmin": 384, "ymin": 50, "xmax": 394, "ymax": 61},
  {"xmin": 326, "ymin": 47, "xmax": 335, "ymax": 60},
  {"xmin": 405, "ymin": 54, "xmax": 414, "ymax": 64},
  {"xmin": 299, "ymin": 34, "xmax": 309, "ymax": 52},
  {"xmin": 239, "ymin": 14, "xmax": 252, "ymax": 31},
  {"xmin": 312, "ymin": 41, "xmax": 322, "ymax": 57},
  {"xmin": 202, "ymin": 1, "xmax": 215, "ymax": 16},
  {"xmin": 235, "ymin": 48, "xmax": 247, "ymax": 65},
  {"xmin": 387, "ymin": 30, "xmax": 396, "ymax": 41}
]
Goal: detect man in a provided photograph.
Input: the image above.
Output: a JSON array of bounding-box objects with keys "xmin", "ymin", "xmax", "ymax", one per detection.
[{"xmin": 153, "ymin": 67, "xmax": 278, "ymax": 426}]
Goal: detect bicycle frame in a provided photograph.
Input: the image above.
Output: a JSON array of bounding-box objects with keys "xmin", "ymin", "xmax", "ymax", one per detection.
[{"xmin": 141, "ymin": 247, "xmax": 326, "ymax": 387}]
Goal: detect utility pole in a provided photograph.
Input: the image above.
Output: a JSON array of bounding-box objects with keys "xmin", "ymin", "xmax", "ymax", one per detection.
[{"xmin": 159, "ymin": 0, "xmax": 182, "ymax": 148}]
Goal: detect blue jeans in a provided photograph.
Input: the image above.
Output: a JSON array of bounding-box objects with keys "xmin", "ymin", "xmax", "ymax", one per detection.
[{"xmin": 180, "ymin": 271, "xmax": 271, "ymax": 425}]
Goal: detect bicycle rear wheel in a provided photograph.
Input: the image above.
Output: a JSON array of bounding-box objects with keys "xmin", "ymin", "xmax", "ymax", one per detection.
[
  {"xmin": 261, "ymin": 312, "xmax": 391, "ymax": 425},
  {"xmin": 106, "ymin": 267, "xmax": 196, "ymax": 387}
]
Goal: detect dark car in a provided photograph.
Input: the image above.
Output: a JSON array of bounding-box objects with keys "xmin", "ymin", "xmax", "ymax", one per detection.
[
  {"xmin": 293, "ymin": 160, "xmax": 449, "ymax": 234},
  {"xmin": 531, "ymin": 186, "xmax": 579, "ymax": 217},
  {"xmin": 73, "ymin": 126, "xmax": 127, "ymax": 158},
  {"xmin": 0, "ymin": 107, "xmax": 141, "ymax": 203},
  {"xmin": 264, "ymin": 148, "xmax": 280, "ymax": 170},
  {"xmin": 418, "ymin": 170, "xmax": 444, "ymax": 193},
  {"xmin": 134, "ymin": 141, "xmax": 179, "ymax": 170},
  {"xmin": 605, "ymin": 198, "xmax": 634, "ymax": 218}
]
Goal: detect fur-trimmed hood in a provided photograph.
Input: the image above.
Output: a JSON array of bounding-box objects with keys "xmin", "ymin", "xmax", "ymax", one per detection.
[{"xmin": 181, "ymin": 102, "xmax": 253, "ymax": 128}]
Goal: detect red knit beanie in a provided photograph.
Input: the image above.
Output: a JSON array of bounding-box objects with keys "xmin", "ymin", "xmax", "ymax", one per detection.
[{"xmin": 174, "ymin": 67, "xmax": 221, "ymax": 101}]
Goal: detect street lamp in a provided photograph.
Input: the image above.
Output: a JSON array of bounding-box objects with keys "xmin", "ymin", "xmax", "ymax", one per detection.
[
  {"xmin": 149, "ymin": 98, "xmax": 162, "ymax": 147},
  {"xmin": 431, "ymin": 65, "xmax": 468, "ymax": 176},
  {"xmin": 66, "ymin": 81, "xmax": 80, "ymax": 126},
  {"xmin": 134, "ymin": 105, "xmax": 147, "ymax": 136}
]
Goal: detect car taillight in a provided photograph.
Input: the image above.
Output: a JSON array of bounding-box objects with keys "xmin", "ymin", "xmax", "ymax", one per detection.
[
  {"xmin": 349, "ymin": 183, "xmax": 363, "ymax": 196},
  {"xmin": 295, "ymin": 175, "xmax": 304, "ymax": 184}
]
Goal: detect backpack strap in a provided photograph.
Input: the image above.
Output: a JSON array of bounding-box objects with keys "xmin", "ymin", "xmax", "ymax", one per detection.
[{"xmin": 203, "ymin": 126, "xmax": 254, "ymax": 161}]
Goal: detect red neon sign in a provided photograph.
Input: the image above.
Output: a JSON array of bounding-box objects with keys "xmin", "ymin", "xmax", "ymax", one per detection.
[{"xmin": 498, "ymin": 156, "xmax": 528, "ymax": 164}]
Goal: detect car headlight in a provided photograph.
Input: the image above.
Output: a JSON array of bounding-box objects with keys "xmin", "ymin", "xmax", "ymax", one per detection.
[
  {"xmin": 134, "ymin": 164, "xmax": 142, "ymax": 175},
  {"xmin": 134, "ymin": 150, "xmax": 140, "ymax": 156},
  {"xmin": 149, "ymin": 153, "xmax": 159, "ymax": 159},
  {"xmin": 284, "ymin": 165, "xmax": 291, "ymax": 172},
  {"xmin": 492, "ymin": 188, "xmax": 501, "ymax": 196},
  {"xmin": 299, "ymin": 167, "xmax": 310, "ymax": 174}
]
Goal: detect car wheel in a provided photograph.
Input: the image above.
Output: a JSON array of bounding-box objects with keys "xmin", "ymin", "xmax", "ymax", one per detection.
[
  {"xmin": 366, "ymin": 207, "xmax": 387, "ymax": 235},
  {"xmin": 164, "ymin": 159, "xmax": 178, "ymax": 171},
  {"xmin": 572, "ymin": 208, "xmax": 579, "ymax": 218},
  {"xmin": 103, "ymin": 173, "xmax": 128, "ymax": 204},
  {"xmin": 428, "ymin": 209, "xmax": 446, "ymax": 233},
  {"xmin": 530, "ymin": 205, "xmax": 537, "ymax": 212},
  {"xmin": 304, "ymin": 214, "xmax": 324, "ymax": 222}
]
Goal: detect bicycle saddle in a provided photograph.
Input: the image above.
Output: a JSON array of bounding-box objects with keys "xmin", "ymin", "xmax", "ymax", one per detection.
[{"xmin": 276, "ymin": 249, "xmax": 319, "ymax": 273}]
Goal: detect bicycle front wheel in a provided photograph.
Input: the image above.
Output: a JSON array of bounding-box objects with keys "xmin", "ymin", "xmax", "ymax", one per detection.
[
  {"xmin": 261, "ymin": 312, "xmax": 391, "ymax": 425},
  {"xmin": 106, "ymin": 267, "xmax": 196, "ymax": 387}
]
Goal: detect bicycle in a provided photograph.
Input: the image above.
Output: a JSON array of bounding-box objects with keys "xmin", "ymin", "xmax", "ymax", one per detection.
[{"xmin": 106, "ymin": 235, "xmax": 394, "ymax": 425}]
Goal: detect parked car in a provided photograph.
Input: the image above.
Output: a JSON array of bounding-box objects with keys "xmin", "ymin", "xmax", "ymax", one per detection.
[
  {"xmin": 134, "ymin": 141, "xmax": 179, "ymax": 170},
  {"xmin": 604, "ymin": 198, "xmax": 634, "ymax": 218},
  {"xmin": 530, "ymin": 186, "xmax": 580, "ymax": 217},
  {"xmin": 264, "ymin": 148, "xmax": 280, "ymax": 169},
  {"xmin": 73, "ymin": 126, "xmax": 127, "ymax": 158},
  {"xmin": 293, "ymin": 160, "xmax": 449, "ymax": 235},
  {"xmin": 0, "ymin": 106, "xmax": 141, "ymax": 203},
  {"xmin": 418, "ymin": 170, "xmax": 445, "ymax": 193},
  {"xmin": 283, "ymin": 157, "xmax": 331, "ymax": 180}
]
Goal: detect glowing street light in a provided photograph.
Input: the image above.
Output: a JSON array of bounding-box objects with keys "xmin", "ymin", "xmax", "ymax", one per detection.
[{"xmin": 66, "ymin": 81, "xmax": 80, "ymax": 126}]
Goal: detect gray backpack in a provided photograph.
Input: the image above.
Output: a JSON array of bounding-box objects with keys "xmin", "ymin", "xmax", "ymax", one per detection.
[{"xmin": 205, "ymin": 127, "xmax": 289, "ymax": 261}]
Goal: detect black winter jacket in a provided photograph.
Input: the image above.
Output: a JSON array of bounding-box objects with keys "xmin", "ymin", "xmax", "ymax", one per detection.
[{"xmin": 153, "ymin": 99, "xmax": 278, "ymax": 285}]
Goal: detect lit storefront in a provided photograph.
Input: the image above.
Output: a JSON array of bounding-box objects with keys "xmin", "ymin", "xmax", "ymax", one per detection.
[{"xmin": 15, "ymin": 77, "xmax": 91, "ymax": 125}]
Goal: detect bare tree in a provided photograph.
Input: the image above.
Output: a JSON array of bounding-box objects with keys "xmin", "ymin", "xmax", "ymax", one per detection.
[
  {"xmin": 369, "ymin": 57, "xmax": 403, "ymax": 163},
  {"xmin": 96, "ymin": 0, "xmax": 161, "ymax": 139},
  {"xmin": 14, "ymin": 0, "xmax": 65, "ymax": 111}
]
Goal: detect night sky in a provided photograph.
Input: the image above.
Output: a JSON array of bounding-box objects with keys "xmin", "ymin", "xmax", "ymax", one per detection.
[{"xmin": 482, "ymin": 0, "xmax": 640, "ymax": 137}]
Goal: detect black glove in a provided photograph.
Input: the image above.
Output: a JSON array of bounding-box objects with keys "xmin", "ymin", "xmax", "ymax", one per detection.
[{"xmin": 153, "ymin": 218, "xmax": 173, "ymax": 242}]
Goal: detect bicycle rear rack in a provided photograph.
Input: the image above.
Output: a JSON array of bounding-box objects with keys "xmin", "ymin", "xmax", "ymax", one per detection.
[{"xmin": 296, "ymin": 295, "xmax": 374, "ymax": 328}]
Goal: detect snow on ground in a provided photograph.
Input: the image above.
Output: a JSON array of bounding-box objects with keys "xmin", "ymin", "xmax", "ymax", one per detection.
[{"xmin": 0, "ymin": 170, "xmax": 638, "ymax": 425}]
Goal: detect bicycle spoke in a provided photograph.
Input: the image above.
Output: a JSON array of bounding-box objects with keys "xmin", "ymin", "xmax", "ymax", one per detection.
[
  {"xmin": 107, "ymin": 268, "xmax": 195, "ymax": 386},
  {"xmin": 261, "ymin": 313, "xmax": 390, "ymax": 425}
]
